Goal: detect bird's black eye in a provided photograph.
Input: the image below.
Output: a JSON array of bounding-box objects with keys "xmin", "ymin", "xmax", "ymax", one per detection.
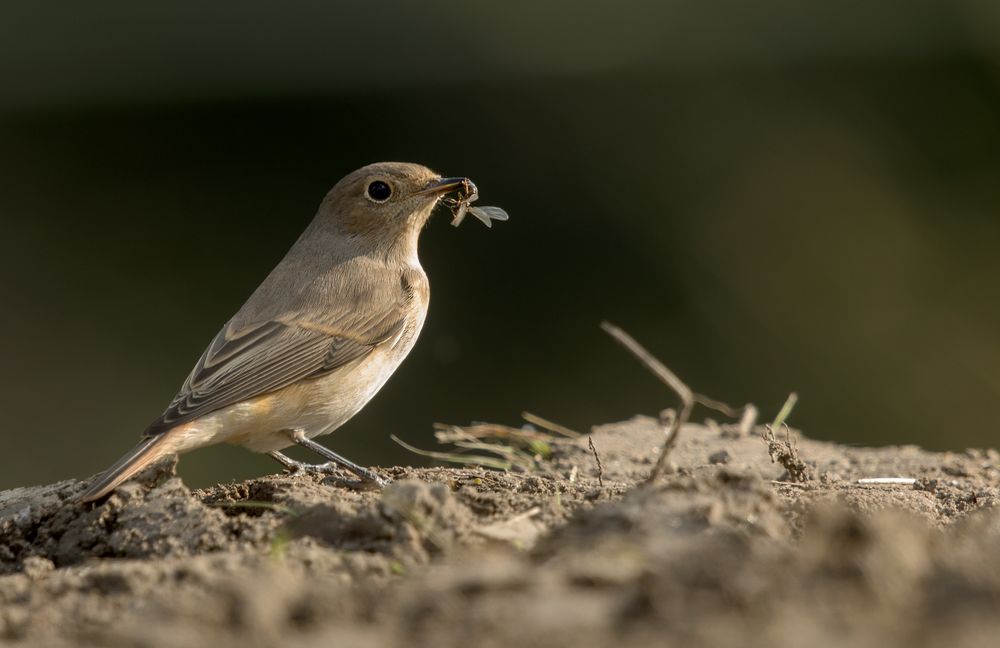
[{"xmin": 366, "ymin": 180, "xmax": 392, "ymax": 202}]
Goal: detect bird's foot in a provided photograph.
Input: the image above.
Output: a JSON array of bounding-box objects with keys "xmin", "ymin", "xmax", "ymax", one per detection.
[
  {"xmin": 268, "ymin": 451, "xmax": 388, "ymax": 489},
  {"xmin": 271, "ymin": 454, "xmax": 340, "ymax": 476}
]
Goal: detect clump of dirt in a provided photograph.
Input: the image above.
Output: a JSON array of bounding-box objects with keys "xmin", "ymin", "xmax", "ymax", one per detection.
[
  {"xmin": 1, "ymin": 416, "xmax": 998, "ymax": 647},
  {"xmin": 761, "ymin": 423, "xmax": 813, "ymax": 481}
]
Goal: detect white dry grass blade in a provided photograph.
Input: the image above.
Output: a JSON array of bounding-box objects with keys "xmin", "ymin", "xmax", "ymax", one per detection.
[{"xmin": 857, "ymin": 477, "xmax": 917, "ymax": 485}]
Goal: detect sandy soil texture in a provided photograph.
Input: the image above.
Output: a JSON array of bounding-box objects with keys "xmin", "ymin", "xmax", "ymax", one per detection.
[{"xmin": 1, "ymin": 416, "xmax": 998, "ymax": 647}]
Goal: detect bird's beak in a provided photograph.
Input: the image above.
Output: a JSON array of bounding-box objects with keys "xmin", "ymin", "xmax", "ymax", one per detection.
[{"xmin": 415, "ymin": 176, "xmax": 474, "ymax": 197}]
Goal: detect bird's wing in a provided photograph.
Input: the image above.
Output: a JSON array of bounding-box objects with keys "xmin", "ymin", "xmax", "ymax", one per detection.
[{"xmin": 144, "ymin": 307, "xmax": 407, "ymax": 436}]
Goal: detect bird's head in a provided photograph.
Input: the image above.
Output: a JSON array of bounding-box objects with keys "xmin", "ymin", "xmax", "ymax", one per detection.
[{"xmin": 318, "ymin": 162, "xmax": 470, "ymax": 254}]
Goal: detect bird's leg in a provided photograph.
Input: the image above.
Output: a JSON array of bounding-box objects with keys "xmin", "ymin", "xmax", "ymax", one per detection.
[
  {"xmin": 280, "ymin": 430, "xmax": 389, "ymax": 488},
  {"xmin": 267, "ymin": 450, "xmax": 342, "ymax": 476}
]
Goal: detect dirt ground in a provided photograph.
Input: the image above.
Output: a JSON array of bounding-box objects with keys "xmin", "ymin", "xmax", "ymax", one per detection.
[{"xmin": 1, "ymin": 415, "xmax": 998, "ymax": 648}]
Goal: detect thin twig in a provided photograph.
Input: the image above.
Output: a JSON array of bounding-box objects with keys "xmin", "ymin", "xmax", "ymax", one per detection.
[
  {"xmin": 390, "ymin": 434, "xmax": 513, "ymax": 471},
  {"xmin": 600, "ymin": 321, "xmax": 693, "ymax": 484},
  {"xmin": 588, "ymin": 436, "xmax": 605, "ymax": 487},
  {"xmin": 693, "ymin": 393, "xmax": 741, "ymax": 418},
  {"xmin": 521, "ymin": 411, "xmax": 581, "ymax": 438}
]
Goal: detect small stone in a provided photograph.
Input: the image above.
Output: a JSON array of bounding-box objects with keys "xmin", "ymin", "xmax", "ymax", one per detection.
[
  {"xmin": 20, "ymin": 556, "xmax": 54, "ymax": 579},
  {"xmin": 942, "ymin": 465, "xmax": 970, "ymax": 477},
  {"xmin": 708, "ymin": 450, "xmax": 731, "ymax": 465}
]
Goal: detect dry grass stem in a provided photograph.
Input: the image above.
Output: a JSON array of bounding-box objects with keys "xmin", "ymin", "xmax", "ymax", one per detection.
[
  {"xmin": 390, "ymin": 434, "xmax": 515, "ymax": 471},
  {"xmin": 433, "ymin": 422, "xmax": 574, "ymax": 448},
  {"xmin": 737, "ymin": 404, "xmax": 759, "ymax": 436},
  {"xmin": 521, "ymin": 411, "xmax": 581, "ymax": 438},
  {"xmin": 693, "ymin": 394, "xmax": 741, "ymax": 418},
  {"xmin": 770, "ymin": 392, "xmax": 799, "ymax": 429},
  {"xmin": 588, "ymin": 436, "xmax": 605, "ymax": 487},
  {"xmin": 393, "ymin": 418, "xmax": 575, "ymax": 474},
  {"xmin": 600, "ymin": 321, "xmax": 694, "ymax": 484}
]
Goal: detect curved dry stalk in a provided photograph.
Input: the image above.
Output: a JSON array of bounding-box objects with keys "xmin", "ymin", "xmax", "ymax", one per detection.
[{"xmin": 600, "ymin": 321, "xmax": 693, "ymax": 484}]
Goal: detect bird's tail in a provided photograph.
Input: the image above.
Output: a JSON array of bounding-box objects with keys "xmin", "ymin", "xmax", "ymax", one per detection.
[{"xmin": 79, "ymin": 434, "xmax": 176, "ymax": 502}]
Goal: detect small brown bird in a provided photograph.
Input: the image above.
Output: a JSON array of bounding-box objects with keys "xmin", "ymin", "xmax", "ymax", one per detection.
[{"xmin": 81, "ymin": 162, "xmax": 495, "ymax": 502}]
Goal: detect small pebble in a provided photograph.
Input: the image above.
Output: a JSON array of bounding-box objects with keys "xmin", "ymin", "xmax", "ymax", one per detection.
[
  {"xmin": 708, "ymin": 450, "xmax": 731, "ymax": 465},
  {"xmin": 21, "ymin": 556, "xmax": 55, "ymax": 579}
]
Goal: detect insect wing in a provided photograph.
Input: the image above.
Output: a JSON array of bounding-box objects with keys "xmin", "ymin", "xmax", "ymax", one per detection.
[
  {"xmin": 450, "ymin": 200, "xmax": 470, "ymax": 227},
  {"xmin": 468, "ymin": 205, "xmax": 509, "ymax": 228}
]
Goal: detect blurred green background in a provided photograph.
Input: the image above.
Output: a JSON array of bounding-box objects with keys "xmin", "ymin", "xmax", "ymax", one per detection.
[{"xmin": 2, "ymin": 1, "xmax": 999, "ymax": 490}]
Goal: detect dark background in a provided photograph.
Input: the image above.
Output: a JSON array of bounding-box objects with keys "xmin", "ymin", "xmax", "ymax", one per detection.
[{"xmin": 2, "ymin": 1, "xmax": 999, "ymax": 490}]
